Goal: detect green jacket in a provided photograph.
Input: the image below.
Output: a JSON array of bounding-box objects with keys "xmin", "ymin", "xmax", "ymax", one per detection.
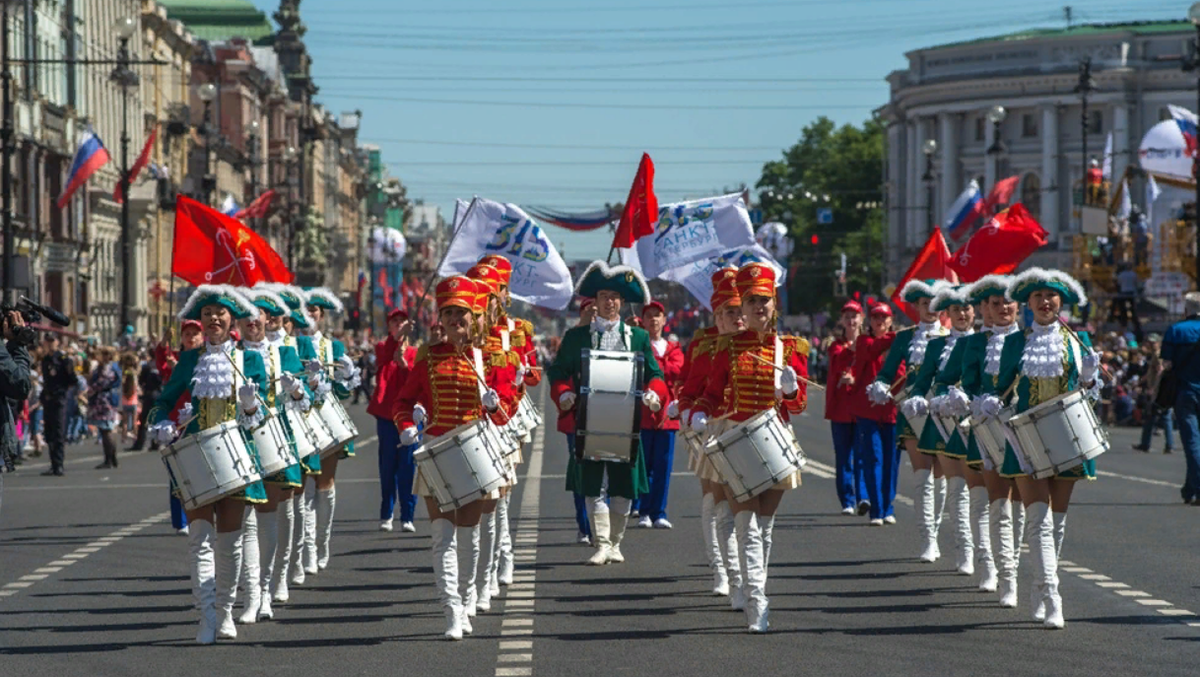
[{"xmin": 152, "ymin": 346, "xmax": 269, "ymax": 434}]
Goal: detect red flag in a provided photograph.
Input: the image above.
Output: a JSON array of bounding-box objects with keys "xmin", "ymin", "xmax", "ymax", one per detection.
[
  {"xmin": 611, "ymin": 153, "xmax": 658, "ymax": 249},
  {"xmin": 235, "ymin": 189, "xmax": 277, "ymax": 219},
  {"xmin": 114, "ymin": 127, "xmax": 156, "ymax": 204},
  {"xmin": 948, "ymin": 203, "xmax": 1048, "ymax": 282},
  {"xmin": 172, "ymin": 196, "xmax": 293, "ymax": 287},
  {"xmin": 890, "ymin": 229, "xmax": 957, "ymax": 322}
]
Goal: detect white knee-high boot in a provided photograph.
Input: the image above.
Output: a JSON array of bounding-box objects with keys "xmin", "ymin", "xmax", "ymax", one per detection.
[
  {"xmin": 238, "ymin": 508, "xmax": 261, "ymax": 624},
  {"xmin": 991, "ymin": 498, "xmax": 1017, "ymax": 607},
  {"xmin": 716, "ymin": 499, "xmax": 743, "ymax": 608},
  {"xmin": 933, "ymin": 474, "xmax": 947, "ymax": 538},
  {"xmin": 302, "ymin": 481, "xmax": 318, "ymax": 575},
  {"xmin": 587, "ymin": 496, "xmax": 612, "ymax": 565},
  {"xmin": 971, "ymin": 487, "xmax": 995, "ymax": 590},
  {"xmin": 1053, "ymin": 511, "xmax": 1066, "ymax": 559},
  {"xmin": 475, "ymin": 512, "xmax": 496, "ymax": 613},
  {"xmin": 316, "ymin": 485, "xmax": 336, "ymax": 570},
  {"xmin": 948, "ymin": 477, "xmax": 973, "ymax": 575},
  {"xmin": 1023, "ymin": 502, "xmax": 1045, "ymax": 620},
  {"xmin": 497, "ymin": 492, "xmax": 514, "ymax": 585},
  {"xmin": 915, "ymin": 469, "xmax": 939, "ymax": 562},
  {"xmin": 274, "ymin": 496, "xmax": 295, "ymax": 601},
  {"xmin": 761, "ymin": 515, "xmax": 776, "ymax": 578},
  {"xmin": 1026, "ymin": 502, "xmax": 1062, "ymax": 628},
  {"xmin": 608, "ymin": 497, "xmax": 631, "ymax": 563},
  {"xmin": 256, "ymin": 510, "xmax": 278, "ymax": 620},
  {"xmin": 189, "ymin": 519, "xmax": 217, "ymax": 644},
  {"xmin": 431, "ymin": 519, "xmax": 463, "ymax": 640},
  {"xmin": 701, "ymin": 493, "xmax": 728, "ymax": 595},
  {"xmin": 215, "ymin": 529, "xmax": 244, "ymax": 640},
  {"xmin": 290, "ymin": 492, "xmax": 307, "ymax": 585},
  {"xmin": 457, "ymin": 526, "xmax": 477, "ymax": 636},
  {"xmin": 1013, "ymin": 501, "xmax": 1026, "ymax": 569},
  {"xmin": 735, "ymin": 511, "xmax": 768, "ymax": 633}
]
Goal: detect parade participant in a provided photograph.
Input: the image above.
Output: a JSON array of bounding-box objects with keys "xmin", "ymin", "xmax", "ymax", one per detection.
[
  {"xmin": 845, "ymin": 303, "xmax": 898, "ymax": 525},
  {"xmin": 674, "ymin": 270, "xmax": 743, "ymax": 601},
  {"xmin": 691, "ymin": 262, "xmax": 808, "ymax": 634},
  {"xmin": 148, "ymin": 285, "xmax": 270, "ymax": 644},
  {"xmin": 827, "ymin": 300, "xmax": 866, "ymax": 516},
  {"xmin": 559, "ymin": 298, "xmax": 595, "ymax": 545},
  {"xmin": 904, "ymin": 285, "xmax": 980, "ymax": 577},
  {"xmin": 370, "ymin": 309, "xmax": 418, "ymax": 533},
  {"xmin": 391, "ymin": 275, "xmax": 518, "ymax": 641},
  {"xmin": 232, "ymin": 287, "xmax": 312, "ymax": 624},
  {"xmin": 977, "ymin": 269, "xmax": 1100, "ymax": 630},
  {"xmin": 952, "ymin": 275, "xmax": 1024, "ymax": 606},
  {"xmin": 297, "ymin": 288, "xmax": 361, "ymax": 574},
  {"xmin": 636, "ymin": 300, "xmax": 684, "ymax": 529},
  {"xmin": 549, "ymin": 261, "xmax": 668, "ymax": 567},
  {"xmin": 866, "ymin": 280, "xmax": 950, "ymax": 560}
]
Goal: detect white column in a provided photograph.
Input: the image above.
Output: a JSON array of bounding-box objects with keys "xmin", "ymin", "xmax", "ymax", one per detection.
[
  {"xmin": 984, "ymin": 117, "xmax": 997, "ymax": 190},
  {"xmin": 1041, "ymin": 105, "xmax": 1059, "ymax": 240},
  {"xmin": 1112, "ymin": 103, "xmax": 1129, "ymax": 189},
  {"xmin": 906, "ymin": 121, "xmax": 918, "ymax": 248},
  {"xmin": 939, "ymin": 112, "xmax": 959, "ymax": 226}
]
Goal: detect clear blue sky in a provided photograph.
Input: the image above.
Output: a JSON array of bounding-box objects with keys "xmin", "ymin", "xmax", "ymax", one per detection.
[{"xmin": 253, "ymin": 0, "xmax": 1180, "ymax": 261}]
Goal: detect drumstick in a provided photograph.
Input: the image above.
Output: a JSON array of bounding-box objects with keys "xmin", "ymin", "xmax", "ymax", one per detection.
[
  {"xmin": 744, "ymin": 352, "xmax": 826, "ymax": 392},
  {"xmin": 456, "ymin": 348, "xmax": 514, "ymax": 425},
  {"xmin": 220, "ymin": 349, "xmax": 273, "ymax": 412}
]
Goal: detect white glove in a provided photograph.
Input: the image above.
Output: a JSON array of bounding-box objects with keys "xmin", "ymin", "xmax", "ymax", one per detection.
[
  {"xmin": 974, "ymin": 395, "xmax": 1003, "ymax": 419},
  {"xmin": 928, "ymin": 395, "xmax": 948, "ymax": 416},
  {"xmin": 900, "ymin": 396, "xmax": 927, "ymax": 419},
  {"xmin": 1080, "ymin": 350, "xmax": 1101, "ymax": 383},
  {"xmin": 305, "ymin": 359, "xmax": 323, "ymax": 377},
  {"xmin": 177, "ymin": 402, "xmax": 194, "ymax": 423},
  {"xmin": 150, "ymin": 421, "xmax": 177, "ymax": 445},
  {"xmin": 780, "ymin": 366, "xmax": 799, "ymax": 395},
  {"xmin": 666, "ymin": 401, "xmax": 680, "ymax": 419},
  {"xmin": 946, "ymin": 386, "xmax": 971, "ymax": 416},
  {"xmin": 642, "ymin": 390, "xmax": 662, "ymax": 413},
  {"xmin": 281, "ymin": 371, "xmax": 303, "ymax": 396},
  {"xmin": 412, "ymin": 403, "xmax": 427, "ymax": 426},
  {"xmin": 866, "ymin": 380, "xmax": 891, "ymax": 406},
  {"xmin": 680, "ymin": 408, "xmax": 691, "ymax": 425},
  {"xmin": 690, "ymin": 412, "xmax": 708, "ymax": 434},
  {"xmin": 558, "ymin": 391, "xmax": 576, "ymax": 412},
  {"xmin": 237, "ymin": 382, "xmax": 259, "ymax": 411},
  {"xmin": 513, "ymin": 365, "xmax": 527, "ymax": 386},
  {"xmin": 482, "ymin": 389, "xmax": 500, "ymax": 412},
  {"xmin": 400, "ymin": 426, "xmax": 418, "ymax": 446}
]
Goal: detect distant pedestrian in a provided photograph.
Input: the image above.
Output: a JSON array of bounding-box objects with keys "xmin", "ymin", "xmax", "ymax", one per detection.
[
  {"xmin": 39, "ymin": 333, "xmax": 75, "ymax": 477},
  {"xmin": 87, "ymin": 347, "xmax": 122, "ymax": 470},
  {"xmin": 1163, "ymin": 293, "xmax": 1200, "ymax": 504}
]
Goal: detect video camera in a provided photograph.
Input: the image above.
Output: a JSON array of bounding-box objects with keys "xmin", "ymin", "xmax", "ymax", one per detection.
[{"xmin": 1, "ymin": 296, "xmax": 71, "ymax": 347}]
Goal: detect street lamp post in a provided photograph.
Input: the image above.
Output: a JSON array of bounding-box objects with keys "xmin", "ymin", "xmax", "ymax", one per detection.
[
  {"xmin": 1075, "ymin": 57, "xmax": 1096, "ymax": 211},
  {"xmin": 1, "ymin": 0, "xmax": 14, "ymax": 302},
  {"xmin": 1183, "ymin": 3, "xmax": 1200, "ymax": 273},
  {"xmin": 922, "ymin": 138, "xmax": 938, "ymax": 232},
  {"xmin": 112, "ymin": 16, "xmax": 139, "ymax": 338},
  {"xmin": 196, "ymin": 82, "xmax": 217, "ymax": 205},
  {"xmin": 246, "ymin": 118, "xmax": 260, "ymax": 230},
  {"xmin": 283, "ymin": 145, "xmax": 298, "ymax": 267}
]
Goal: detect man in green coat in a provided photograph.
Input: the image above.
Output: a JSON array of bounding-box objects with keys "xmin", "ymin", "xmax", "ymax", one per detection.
[{"xmin": 549, "ymin": 262, "xmax": 669, "ymax": 566}]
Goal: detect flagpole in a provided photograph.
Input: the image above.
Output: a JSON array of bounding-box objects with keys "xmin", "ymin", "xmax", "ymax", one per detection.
[{"xmin": 409, "ymin": 197, "xmax": 476, "ymax": 341}]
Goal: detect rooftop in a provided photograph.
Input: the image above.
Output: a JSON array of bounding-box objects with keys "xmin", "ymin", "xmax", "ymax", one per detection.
[
  {"xmin": 923, "ymin": 20, "xmax": 1190, "ymax": 52},
  {"xmin": 159, "ymin": 0, "xmax": 275, "ymax": 44}
]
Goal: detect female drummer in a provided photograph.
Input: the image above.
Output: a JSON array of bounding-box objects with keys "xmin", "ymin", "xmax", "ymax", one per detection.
[
  {"xmin": 233, "ymin": 287, "xmax": 311, "ymax": 624},
  {"xmin": 296, "ymin": 288, "xmax": 361, "ymax": 575},
  {"xmin": 977, "ymin": 268, "xmax": 1100, "ymax": 629},
  {"xmin": 691, "ymin": 262, "xmax": 809, "ymax": 634},
  {"xmin": 392, "ymin": 275, "xmax": 517, "ymax": 641},
  {"xmin": 148, "ymin": 285, "xmax": 271, "ymax": 644},
  {"xmin": 673, "ymin": 270, "xmax": 744, "ymax": 603},
  {"xmin": 866, "ymin": 280, "xmax": 950, "ymax": 562},
  {"xmin": 844, "ymin": 303, "xmax": 898, "ymax": 526},
  {"xmin": 904, "ymin": 285, "xmax": 982, "ymax": 578},
  {"xmin": 954, "ymin": 275, "xmax": 1025, "ymax": 607}
]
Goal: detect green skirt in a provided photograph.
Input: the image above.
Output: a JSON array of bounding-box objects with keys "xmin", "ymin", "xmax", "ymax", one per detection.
[
  {"xmin": 339, "ymin": 439, "xmax": 356, "ymax": 459},
  {"xmin": 965, "ymin": 432, "xmax": 983, "ymax": 469},
  {"xmin": 301, "ymin": 452, "xmax": 321, "ymax": 475},
  {"xmin": 942, "ymin": 423, "xmax": 969, "ymax": 460},
  {"xmin": 565, "ymin": 447, "xmax": 649, "ymax": 499},
  {"xmin": 266, "ymin": 463, "xmax": 303, "ymax": 487},
  {"xmin": 917, "ymin": 416, "xmax": 946, "ymax": 456}
]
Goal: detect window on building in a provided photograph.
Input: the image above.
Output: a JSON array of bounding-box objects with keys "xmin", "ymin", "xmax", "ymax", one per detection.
[
  {"xmin": 1020, "ymin": 172, "xmax": 1042, "ymax": 221},
  {"xmin": 1022, "ymin": 113, "xmax": 1038, "ymax": 138},
  {"xmin": 975, "ymin": 116, "xmax": 985, "ymax": 142},
  {"xmin": 1088, "ymin": 110, "xmax": 1103, "ymax": 135}
]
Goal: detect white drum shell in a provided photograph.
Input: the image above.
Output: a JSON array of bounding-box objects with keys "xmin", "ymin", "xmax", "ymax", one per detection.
[
  {"xmin": 578, "ymin": 350, "xmax": 641, "ymax": 464},
  {"xmin": 163, "ymin": 421, "xmax": 262, "ymax": 511},
  {"xmin": 1008, "ymin": 390, "xmax": 1108, "ymax": 479},
  {"xmin": 284, "ymin": 407, "xmax": 319, "ymax": 458},
  {"xmin": 703, "ymin": 409, "xmax": 803, "ymax": 502},
  {"xmin": 250, "ymin": 412, "xmax": 294, "ymax": 477},
  {"xmin": 414, "ymin": 420, "xmax": 510, "ymax": 511},
  {"xmin": 315, "ymin": 394, "xmax": 358, "ymax": 457},
  {"xmin": 933, "ymin": 412, "xmax": 963, "ymax": 446},
  {"xmin": 968, "ymin": 409, "xmax": 1017, "ymax": 470}
]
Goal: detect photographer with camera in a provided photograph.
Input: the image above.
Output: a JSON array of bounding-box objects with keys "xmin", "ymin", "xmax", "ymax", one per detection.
[
  {"xmin": 39, "ymin": 333, "xmax": 75, "ymax": 476},
  {"xmin": 0, "ymin": 307, "xmax": 33, "ymax": 517}
]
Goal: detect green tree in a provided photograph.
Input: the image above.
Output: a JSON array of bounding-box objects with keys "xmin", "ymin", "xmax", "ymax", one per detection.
[{"xmin": 756, "ymin": 116, "xmax": 884, "ymax": 314}]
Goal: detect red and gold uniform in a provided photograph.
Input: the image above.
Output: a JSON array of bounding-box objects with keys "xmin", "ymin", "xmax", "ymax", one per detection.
[{"xmin": 477, "ymin": 254, "xmax": 541, "ymax": 389}]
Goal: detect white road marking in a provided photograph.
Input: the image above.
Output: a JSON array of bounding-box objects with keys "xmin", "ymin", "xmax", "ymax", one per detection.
[{"xmin": 1095, "ymin": 470, "xmax": 1177, "ymax": 488}]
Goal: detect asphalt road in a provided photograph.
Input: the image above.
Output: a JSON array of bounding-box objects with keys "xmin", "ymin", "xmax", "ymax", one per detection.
[{"xmin": 1, "ymin": 386, "xmax": 1197, "ymax": 676}]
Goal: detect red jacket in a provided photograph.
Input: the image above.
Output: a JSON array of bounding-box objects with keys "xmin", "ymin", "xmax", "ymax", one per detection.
[
  {"xmin": 641, "ymin": 338, "xmax": 684, "ymax": 430},
  {"xmin": 368, "ymin": 336, "xmax": 416, "ymax": 420},
  {"xmin": 694, "ymin": 332, "xmax": 809, "ymax": 424},
  {"xmin": 391, "ymin": 343, "xmax": 518, "ymax": 437},
  {"xmin": 849, "ymin": 332, "xmax": 898, "ymax": 424},
  {"xmin": 824, "ymin": 339, "xmax": 857, "ymax": 423}
]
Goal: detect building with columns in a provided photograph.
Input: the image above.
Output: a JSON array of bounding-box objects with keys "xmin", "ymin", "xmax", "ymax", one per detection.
[{"xmin": 881, "ymin": 20, "xmax": 1196, "ymax": 285}]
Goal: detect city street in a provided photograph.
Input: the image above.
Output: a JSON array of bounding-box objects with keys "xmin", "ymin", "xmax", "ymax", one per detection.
[{"xmin": 1, "ymin": 386, "xmax": 1197, "ymax": 676}]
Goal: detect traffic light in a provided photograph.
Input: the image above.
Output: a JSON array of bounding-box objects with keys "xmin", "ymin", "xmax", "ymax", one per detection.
[{"xmin": 810, "ymin": 234, "xmax": 819, "ymax": 246}]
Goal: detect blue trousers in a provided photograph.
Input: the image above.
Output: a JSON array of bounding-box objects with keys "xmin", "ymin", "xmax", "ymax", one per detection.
[
  {"xmin": 377, "ymin": 418, "xmax": 418, "ymax": 522},
  {"xmin": 1174, "ymin": 394, "xmax": 1200, "ymax": 501},
  {"xmin": 565, "ymin": 434, "xmax": 592, "ymax": 537},
  {"xmin": 169, "ymin": 492, "xmax": 188, "ymax": 530},
  {"xmin": 831, "ymin": 421, "xmax": 866, "ymax": 509},
  {"xmin": 855, "ymin": 418, "xmax": 898, "ymax": 519},
  {"xmin": 1140, "ymin": 405, "xmax": 1175, "ymax": 451},
  {"xmin": 638, "ymin": 429, "xmax": 675, "ymax": 521}
]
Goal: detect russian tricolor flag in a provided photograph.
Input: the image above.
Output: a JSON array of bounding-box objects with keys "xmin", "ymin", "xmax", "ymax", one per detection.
[
  {"xmin": 57, "ymin": 130, "xmax": 110, "ymax": 210},
  {"xmin": 1169, "ymin": 104, "xmax": 1198, "ymax": 158},
  {"xmin": 944, "ymin": 179, "xmax": 983, "ymax": 240},
  {"xmin": 220, "ymin": 194, "xmax": 242, "ymax": 217}
]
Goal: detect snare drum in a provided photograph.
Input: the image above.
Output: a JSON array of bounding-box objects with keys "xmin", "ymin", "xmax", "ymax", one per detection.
[
  {"xmin": 162, "ymin": 420, "xmax": 263, "ymax": 511},
  {"xmin": 304, "ymin": 406, "xmax": 338, "ymax": 458},
  {"xmin": 933, "ymin": 411, "xmax": 964, "ymax": 447},
  {"xmin": 1007, "ymin": 390, "xmax": 1108, "ymax": 479},
  {"xmin": 702, "ymin": 409, "xmax": 804, "ymax": 502},
  {"xmin": 250, "ymin": 411, "xmax": 295, "ymax": 477},
  {"xmin": 518, "ymin": 395, "xmax": 543, "ymax": 429},
  {"xmin": 315, "ymin": 393, "xmax": 358, "ymax": 457},
  {"xmin": 284, "ymin": 407, "xmax": 320, "ymax": 459},
  {"xmin": 576, "ymin": 349, "xmax": 643, "ymax": 464},
  {"xmin": 414, "ymin": 419, "xmax": 511, "ymax": 511},
  {"xmin": 967, "ymin": 407, "xmax": 1018, "ymax": 471}
]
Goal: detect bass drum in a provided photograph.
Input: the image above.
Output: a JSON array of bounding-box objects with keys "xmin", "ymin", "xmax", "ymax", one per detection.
[{"xmin": 163, "ymin": 421, "xmax": 262, "ymax": 511}]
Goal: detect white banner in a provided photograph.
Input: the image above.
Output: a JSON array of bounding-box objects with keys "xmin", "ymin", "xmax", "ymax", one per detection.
[
  {"xmin": 1139, "ymin": 120, "xmax": 1192, "ymax": 179},
  {"xmin": 661, "ymin": 245, "xmax": 786, "ymax": 310},
  {"xmin": 620, "ymin": 193, "xmax": 755, "ymax": 279},
  {"xmin": 437, "ymin": 198, "xmax": 573, "ymax": 310}
]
